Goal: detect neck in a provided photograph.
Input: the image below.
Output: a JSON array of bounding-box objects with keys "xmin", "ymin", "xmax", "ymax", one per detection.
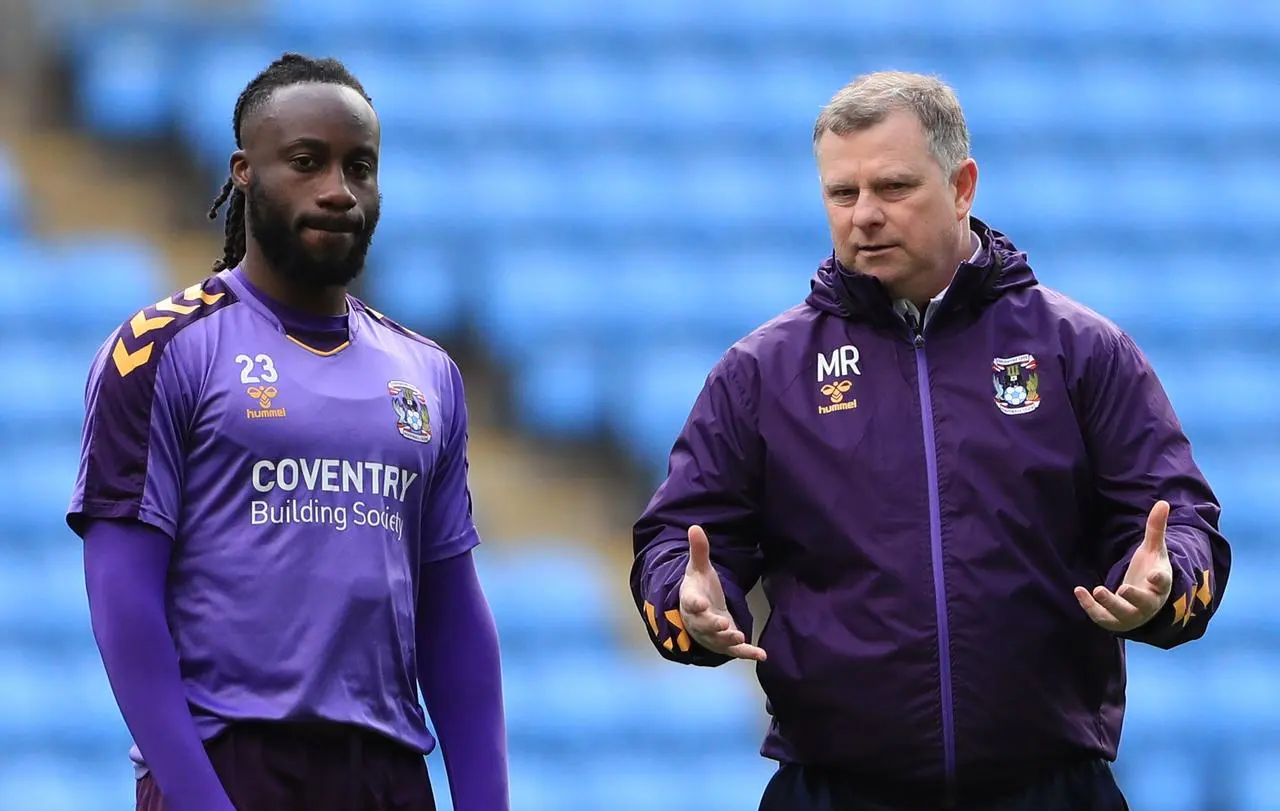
[
  {"xmin": 239, "ymin": 242, "xmax": 349, "ymax": 317},
  {"xmin": 905, "ymin": 227, "xmax": 976, "ymax": 310}
]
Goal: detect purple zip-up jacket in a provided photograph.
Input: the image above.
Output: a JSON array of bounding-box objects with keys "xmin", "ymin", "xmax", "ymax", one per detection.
[{"xmin": 630, "ymin": 219, "xmax": 1231, "ymax": 800}]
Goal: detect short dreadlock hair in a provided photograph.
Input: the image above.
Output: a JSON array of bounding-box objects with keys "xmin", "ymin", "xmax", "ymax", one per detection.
[{"xmin": 207, "ymin": 53, "xmax": 373, "ymax": 273}]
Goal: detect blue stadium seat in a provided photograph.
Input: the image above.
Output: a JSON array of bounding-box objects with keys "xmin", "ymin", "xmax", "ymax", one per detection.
[
  {"xmin": 174, "ymin": 40, "xmax": 282, "ymax": 174},
  {"xmin": 0, "ymin": 751, "xmax": 133, "ymax": 811},
  {"xmin": 0, "ymin": 545, "xmax": 91, "ymax": 643},
  {"xmin": 1237, "ymin": 747, "xmax": 1280, "ymax": 811},
  {"xmin": 1121, "ymin": 643, "xmax": 1206, "ymax": 746},
  {"xmin": 0, "ymin": 651, "xmax": 123, "ymax": 747},
  {"xmin": 26, "ymin": 236, "xmax": 168, "ymax": 342},
  {"xmin": 1205, "ymin": 649, "xmax": 1280, "ymax": 741},
  {"xmin": 362, "ymin": 243, "xmax": 466, "ymax": 336},
  {"xmin": 0, "ymin": 440, "xmax": 82, "ymax": 535},
  {"xmin": 604, "ymin": 340, "xmax": 726, "ymax": 480},
  {"xmin": 1113, "ymin": 748, "xmax": 1209, "ymax": 811},
  {"xmin": 0, "ymin": 339, "xmax": 94, "ymax": 442},
  {"xmin": 71, "ymin": 24, "xmax": 172, "ymax": 139},
  {"xmin": 504, "ymin": 649, "xmax": 762, "ymax": 752},
  {"xmin": 474, "ymin": 545, "xmax": 621, "ymax": 654},
  {"xmin": 508, "ymin": 339, "xmax": 607, "ymax": 438}
]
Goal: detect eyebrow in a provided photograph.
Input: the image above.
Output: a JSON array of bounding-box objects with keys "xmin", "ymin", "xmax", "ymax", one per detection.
[{"xmin": 280, "ymin": 137, "xmax": 378, "ymax": 160}]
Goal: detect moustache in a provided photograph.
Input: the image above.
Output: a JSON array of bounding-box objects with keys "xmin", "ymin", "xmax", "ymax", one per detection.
[{"xmin": 299, "ymin": 215, "xmax": 364, "ymax": 234}]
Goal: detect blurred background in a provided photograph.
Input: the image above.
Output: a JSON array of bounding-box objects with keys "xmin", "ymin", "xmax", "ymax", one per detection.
[{"xmin": 0, "ymin": 0, "xmax": 1276, "ymax": 809}]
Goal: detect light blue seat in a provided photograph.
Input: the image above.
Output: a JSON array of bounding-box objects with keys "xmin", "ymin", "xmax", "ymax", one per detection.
[
  {"xmin": 504, "ymin": 650, "xmax": 761, "ymax": 752},
  {"xmin": 473, "ymin": 544, "xmax": 619, "ymax": 653},
  {"xmin": 0, "ymin": 441, "xmax": 82, "ymax": 534},
  {"xmin": 1113, "ymin": 748, "xmax": 1208, "ymax": 811},
  {"xmin": 1237, "ymin": 747, "xmax": 1280, "ymax": 811},
  {"xmin": 174, "ymin": 39, "xmax": 282, "ymax": 174},
  {"xmin": 1122, "ymin": 644, "xmax": 1206, "ymax": 746},
  {"xmin": 71, "ymin": 23, "xmax": 173, "ymax": 139},
  {"xmin": 1205, "ymin": 648, "xmax": 1280, "ymax": 741},
  {"xmin": 0, "ymin": 545, "xmax": 91, "ymax": 643},
  {"xmin": 604, "ymin": 340, "xmax": 726, "ymax": 480},
  {"xmin": 44, "ymin": 235, "xmax": 168, "ymax": 341},
  {"xmin": 0, "ymin": 651, "xmax": 121, "ymax": 747},
  {"xmin": 509, "ymin": 339, "xmax": 607, "ymax": 437},
  {"xmin": 361, "ymin": 242, "xmax": 465, "ymax": 335},
  {"xmin": 476, "ymin": 249, "xmax": 604, "ymax": 361},
  {"xmin": 0, "ymin": 750, "xmax": 134, "ymax": 811},
  {"xmin": 0, "ymin": 338, "xmax": 91, "ymax": 441}
]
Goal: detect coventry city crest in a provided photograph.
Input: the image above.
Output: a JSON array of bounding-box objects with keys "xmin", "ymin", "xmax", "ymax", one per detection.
[
  {"xmin": 387, "ymin": 380, "xmax": 432, "ymax": 443},
  {"xmin": 992, "ymin": 354, "xmax": 1041, "ymax": 416}
]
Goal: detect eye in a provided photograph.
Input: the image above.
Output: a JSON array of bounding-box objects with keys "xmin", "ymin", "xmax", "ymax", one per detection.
[
  {"xmin": 348, "ymin": 161, "xmax": 374, "ymax": 180},
  {"xmin": 290, "ymin": 155, "xmax": 320, "ymax": 171}
]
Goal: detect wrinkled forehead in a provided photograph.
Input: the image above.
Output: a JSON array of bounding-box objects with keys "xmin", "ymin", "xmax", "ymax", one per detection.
[
  {"xmin": 815, "ymin": 112, "xmax": 939, "ymax": 182},
  {"xmin": 243, "ymin": 83, "xmax": 379, "ymax": 151}
]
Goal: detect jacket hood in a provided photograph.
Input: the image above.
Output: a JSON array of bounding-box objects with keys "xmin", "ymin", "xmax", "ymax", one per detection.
[{"xmin": 806, "ymin": 217, "xmax": 1038, "ymax": 322}]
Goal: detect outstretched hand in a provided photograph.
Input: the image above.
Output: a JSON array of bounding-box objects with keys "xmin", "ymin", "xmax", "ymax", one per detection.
[
  {"xmin": 678, "ymin": 525, "xmax": 767, "ymax": 661},
  {"xmin": 1075, "ymin": 500, "xmax": 1173, "ymax": 633}
]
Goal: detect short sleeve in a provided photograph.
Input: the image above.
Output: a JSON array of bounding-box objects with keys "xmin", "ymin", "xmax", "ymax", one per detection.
[
  {"xmin": 418, "ymin": 357, "xmax": 481, "ymax": 565},
  {"xmin": 67, "ymin": 333, "xmax": 192, "ymax": 540}
]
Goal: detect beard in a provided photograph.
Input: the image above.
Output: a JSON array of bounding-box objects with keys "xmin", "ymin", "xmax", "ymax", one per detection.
[{"xmin": 246, "ymin": 176, "xmax": 380, "ymax": 288}]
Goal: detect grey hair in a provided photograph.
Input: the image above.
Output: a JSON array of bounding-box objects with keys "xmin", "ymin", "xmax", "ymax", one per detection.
[{"xmin": 813, "ymin": 71, "xmax": 970, "ymax": 176}]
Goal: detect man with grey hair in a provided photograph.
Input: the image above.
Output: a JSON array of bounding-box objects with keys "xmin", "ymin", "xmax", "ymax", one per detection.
[{"xmin": 629, "ymin": 71, "xmax": 1230, "ymax": 810}]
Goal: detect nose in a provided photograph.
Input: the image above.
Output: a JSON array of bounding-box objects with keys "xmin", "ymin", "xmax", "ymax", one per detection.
[
  {"xmin": 316, "ymin": 167, "xmax": 358, "ymax": 211},
  {"xmin": 850, "ymin": 193, "xmax": 885, "ymax": 231}
]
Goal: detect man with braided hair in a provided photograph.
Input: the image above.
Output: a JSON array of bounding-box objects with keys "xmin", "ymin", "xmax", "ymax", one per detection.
[{"xmin": 68, "ymin": 53, "xmax": 509, "ymax": 811}]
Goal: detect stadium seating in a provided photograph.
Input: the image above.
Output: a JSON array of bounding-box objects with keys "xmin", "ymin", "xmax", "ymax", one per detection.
[{"xmin": 3, "ymin": 2, "xmax": 1277, "ymax": 809}]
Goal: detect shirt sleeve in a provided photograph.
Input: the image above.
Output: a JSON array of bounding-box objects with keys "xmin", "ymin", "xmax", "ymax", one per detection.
[
  {"xmin": 419, "ymin": 356, "xmax": 481, "ymax": 565},
  {"xmin": 1079, "ymin": 326, "xmax": 1232, "ymax": 649},
  {"xmin": 67, "ymin": 329, "xmax": 194, "ymax": 540},
  {"xmin": 630, "ymin": 349, "xmax": 765, "ymax": 667}
]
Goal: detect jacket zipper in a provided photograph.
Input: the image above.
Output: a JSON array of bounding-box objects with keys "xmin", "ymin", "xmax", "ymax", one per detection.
[{"xmin": 905, "ymin": 310, "xmax": 957, "ymax": 803}]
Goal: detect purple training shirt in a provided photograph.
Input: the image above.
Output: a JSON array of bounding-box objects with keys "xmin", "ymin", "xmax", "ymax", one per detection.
[{"xmin": 69, "ymin": 267, "xmax": 481, "ymax": 767}]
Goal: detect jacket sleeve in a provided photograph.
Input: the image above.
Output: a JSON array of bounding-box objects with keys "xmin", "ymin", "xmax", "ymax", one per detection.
[
  {"xmin": 1079, "ymin": 327, "xmax": 1231, "ymax": 649},
  {"xmin": 629, "ymin": 349, "xmax": 765, "ymax": 667}
]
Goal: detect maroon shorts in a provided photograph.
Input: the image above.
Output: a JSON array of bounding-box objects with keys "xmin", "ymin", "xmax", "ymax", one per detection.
[{"xmin": 135, "ymin": 721, "xmax": 436, "ymax": 811}]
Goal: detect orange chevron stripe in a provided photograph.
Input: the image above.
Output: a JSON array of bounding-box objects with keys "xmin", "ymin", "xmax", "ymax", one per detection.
[
  {"xmin": 130, "ymin": 310, "xmax": 174, "ymax": 339},
  {"xmin": 183, "ymin": 284, "xmax": 225, "ymax": 306},
  {"xmin": 112, "ymin": 338, "xmax": 153, "ymax": 377},
  {"xmin": 155, "ymin": 296, "xmax": 197, "ymax": 315}
]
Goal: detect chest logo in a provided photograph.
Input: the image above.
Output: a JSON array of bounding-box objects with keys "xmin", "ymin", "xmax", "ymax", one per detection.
[
  {"xmin": 388, "ymin": 380, "xmax": 432, "ymax": 444},
  {"xmin": 817, "ymin": 344, "xmax": 861, "ymax": 415},
  {"xmin": 992, "ymin": 354, "xmax": 1041, "ymax": 415}
]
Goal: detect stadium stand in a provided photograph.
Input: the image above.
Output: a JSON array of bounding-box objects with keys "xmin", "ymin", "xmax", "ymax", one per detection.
[{"xmin": 0, "ymin": 1, "xmax": 1276, "ymax": 809}]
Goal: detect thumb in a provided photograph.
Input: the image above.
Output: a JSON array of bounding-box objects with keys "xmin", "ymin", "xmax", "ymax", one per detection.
[
  {"xmin": 1143, "ymin": 500, "xmax": 1170, "ymax": 554},
  {"xmin": 687, "ymin": 525, "xmax": 713, "ymax": 573}
]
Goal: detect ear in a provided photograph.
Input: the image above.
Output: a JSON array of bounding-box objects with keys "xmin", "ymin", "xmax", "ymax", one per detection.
[
  {"xmin": 952, "ymin": 157, "xmax": 978, "ymax": 220},
  {"xmin": 230, "ymin": 150, "xmax": 251, "ymax": 192}
]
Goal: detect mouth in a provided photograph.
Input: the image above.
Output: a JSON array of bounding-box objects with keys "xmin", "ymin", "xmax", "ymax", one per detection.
[
  {"xmin": 858, "ymin": 244, "xmax": 896, "ymax": 255},
  {"xmin": 301, "ymin": 219, "xmax": 360, "ymax": 235}
]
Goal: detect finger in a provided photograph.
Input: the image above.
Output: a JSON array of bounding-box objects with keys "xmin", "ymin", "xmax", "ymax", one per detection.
[
  {"xmin": 1143, "ymin": 500, "xmax": 1170, "ymax": 554},
  {"xmin": 687, "ymin": 525, "xmax": 713, "ymax": 572},
  {"xmin": 1115, "ymin": 583, "xmax": 1165, "ymax": 617},
  {"xmin": 683, "ymin": 609, "xmax": 732, "ymax": 635},
  {"xmin": 1074, "ymin": 586, "xmax": 1121, "ymax": 630},
  {"xmin": 692, "ymin": 627, "xmax": 748, "ymax": 650},
  {"xmin": 724, "ymin": 642, "xmax": 768, "ymax": 662},
  {"xmin": 1091, "ymin": 586, "xmax": 1144, "ymax": 625}
]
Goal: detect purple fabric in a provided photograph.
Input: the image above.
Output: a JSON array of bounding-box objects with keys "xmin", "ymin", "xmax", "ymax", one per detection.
[
  {"xmin": 68, "ymin": 270, "xmax": 481, "ymax": 756},
  {"xmin": 231, "ymin": 265, "xmax": 349, "ymax": 352},
  {"xmin": 83, "ymin": 517, "xmax": 235, "ymax": 811},
  {"xmin": 415, "ymin": 550, "xmax": 509, "ymax": 811}
]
